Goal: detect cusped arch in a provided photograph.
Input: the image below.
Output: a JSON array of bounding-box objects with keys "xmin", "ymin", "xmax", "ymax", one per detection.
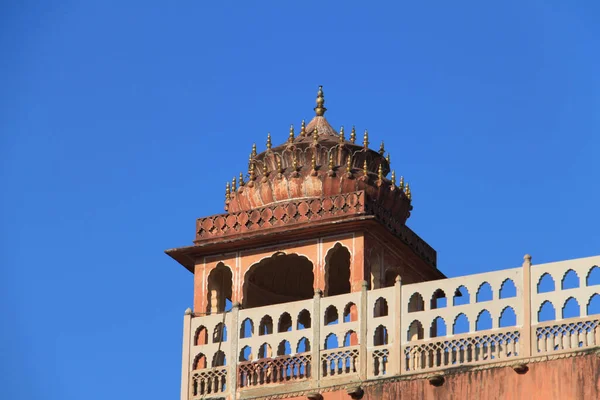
[
  {"xmin": 587, "ymin": 266, "xmax": 600, "ymax": 286},
  {"xmin": 297, "ymin": 337, "xmax": 311, "ymax": 353},
  {"xmin": 538, "ymin": 300, "xmax": 556, "ymax": 322},
  {"xmin": 476, "ymin": 282, "xmax": 493, "ymax": 302},
  {"xmin": 407, "ymin": 320, "xmax": 424, "ymax": 342},
  {"xmin": 259, "ymin": 315, "xmax": 273, "ymax": 335},
  {"xmin": 499, "ymin": 278, "xmax": 517, "ymax": 299},
  {"xmin": 297, "ymin": 309, "xmax": 311, "ymax": 329},
  {"xmin": 193, "ymin": 352, "xmax": 207, "ymax": 370},
  {"xmin": 373, "ymin": 297, "xmax": 389, "ymax": 317},
  {"xmin": 278, "ymin": 312, "xmax": 292, "ymax": 333},
  {"xmin": 430, "ymin": 289, "xmax": 447, "ymax": 309},
  {"xmin": 374, "ymin": 325, "xmax": 388, "ymax": 346},
  {"xmin": 243, "ymin": 252, "xmax": 314, "ymax": 309},
  {"xmin": 239, "ymin": 346, "xmax": 252, "ymax": 362},
  {"xmin": 343, "ymin": 302, "xmax": 358, "ymax": 322},
  {"xmin": 324, "ymin": 333, "xmax": 339, "ymax": 350},
  {"xmin": 561, "ymin": 269, "xmax": 580, "ymax": 290},
  {"xmin": 562, "ymin": 297, "xmax": 580, "ymax": 319},
  {"xmin": 207, "ymin": 262, "xmax": 233, "ymax": 314},
  {"xmin": 324, "ymin": 243, "xmax": 352, "ymax": 296},
  {"xmin": 324, "ymin": 305, "xmax": 339, "ymax": 325},
  {"xmin": 429, "ymin": 316, "xmax": 447, "ymax": 338},
  {"xmin": 212, "ymin": 323, "xmax": 227, "ymax": 343},
  {"xmin": 194, "ymin": 325, "xmax": 208, "ymax": 346},
  {"xmin": 408, "ymin": 292, "xmax": 424, "ymax": 312},
  {"xmin": 211, "ymin": 350, "xmax": 226, "ymax": 367},
  {"xmin": 258, "ymin": 343, "xmax": 272, "ymax": 359},
  {"xmin": 453, "ymin": 285, "xmax": 470, "ymax": 306},
  {"xmin": 499, "ymin": 306, "xmax": 517, "ymax": 327},
  {"xmin": 453, "ymin": 313, "xmax": 470, "ymax": 334},
  {"xmin": 537, "ymin": 273, "xmax": 555, "ymax": 293},
  {"xmin": 240, "ymin": 318, "xmax": 254, "ymax": 339},
  {"xmin": 476, "ymin": 309, "xmax": 492, "ymax": 331},
  {"xmin": 344, "ymin": 330, "xmax": 358, "ymax": 347},
  {"xmin": 587, "ymin": 293, "xmax": 600, "ymax": 315},
  {"xmin": 277, "ymin": 340, "xmax": 292, "ymax": 356}
]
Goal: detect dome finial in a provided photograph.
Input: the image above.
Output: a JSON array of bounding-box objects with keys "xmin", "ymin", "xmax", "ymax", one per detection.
[
  {"xmin": 314, "ymin": 85, "xmax": 327, "ymax": 116},
  {"xmin": 266, "ymin": 133, "xmax": 272, "ymax": 150},
  {"xmin": 288, "ymin": 124, "xmax": 295, "ymax": 143},
  {"xmin": 300, "ymin": 120, "xmax": 306, "ymax": 136},
  {"xmin": 350, "ymin": 126, "xmax": 356, "ymax": 144}
]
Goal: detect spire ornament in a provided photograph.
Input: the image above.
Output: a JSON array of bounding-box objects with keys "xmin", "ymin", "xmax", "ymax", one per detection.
[
  {"xmin": 288, "ymin": 124, "xmax": 294, "ymax": 144},
  {"xmin": 239, "ymin": 172, "xmax": 244, "ymax": 187},
  {"xmin": 300, "ymin": 120, "xmax": 306, "ymax": 136},
  {"xmin": 314, "ymin": 85, "xmax": 327, "ymax": 116},
  {"xmin": 291, "ymin": 155, "xmax": 300, "ymax": 178},
  {"xmin": 327, "ymin": 153, "xmax": 335, "ymax": 177},
  {"xmin": 311, "ymin": 153, "xmax": 318, "ymax": 176},
  {"xmin": 262, "ymin": 162, "xmax": 269, "ymax": 182},
  {"xmin": 406, "ymin": 183, "xmax": 412, "ymax": 200},
  {"xmin": 363, "ymin": 130, "xmax": 369, "ymax": 149},
  {"xmin": 386, "ymin": 153, "xmax": 391, "ymax": 165},
  {"xmin": 312, "ymin": 126, "xmax": 319, "ymax": 144},
  {"xmin": 379, "ymin": 141, "xmax": 385, "ymax": 155},
  {"xmin": 363, "ymin": 160, "xmax": 368, "ymax": 175},
  {"xmin": 391, "ymin": 170, "xmax": 396, "ymax": 188},
  {"xmin": 377, "ymin": 163, "xmax": 383, "ymax": 185},
  {"xmin": 350, "ymin": 126, "xmax": 356, "ymax": 144},
  {"xmin": 339, "ymin": 126, "xmax": 345, "ymax": 143},
  {"xmin": 225, "ymin": 182, "xmax": 231, "ymax": 211},
  {"xmin": 251, "ymin": 143, "xmax": 257, "ymax": 158},
  {"xmin": 266, "ymin": 133, "xmax": 272, "ymax": 150},
  {"xmin": 345, "ymin": 154, "xmax": 353, "ymax": 177},
  {"xmin": 231, "ymin": 176, "xmax": 237, "ymax": 192},
  {"xmin": 399, "ymin": 176, "xmax": 405, "ymax": 190}
]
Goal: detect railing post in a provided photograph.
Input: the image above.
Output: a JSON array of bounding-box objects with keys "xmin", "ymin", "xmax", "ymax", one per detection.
[
  {"xmin": 359, "ymin": 280, "xmax": 368, "ymax": 380},
  {"xmin": 521, "ymin": 254, "xmax": 532, "ymax": 357},
  {"xmin": 181, "ymin": 308, "xmax": 193, "ymax": 400},
  {"xmin": 312, "ymin": 289, "xmax": 322, "ymax": 386},
  {"xmin": 394, "ymin": 276, "xmax": 402, "ymax": 375},
  {"xmin": 229, "ymin": 302, "xmax": 240, "ymax": 396}
]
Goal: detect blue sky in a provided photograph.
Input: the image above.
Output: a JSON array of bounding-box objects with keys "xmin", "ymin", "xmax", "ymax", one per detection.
[{"xmin": 1, "ymin": 1, "xmax": 599, "ymax": 399}]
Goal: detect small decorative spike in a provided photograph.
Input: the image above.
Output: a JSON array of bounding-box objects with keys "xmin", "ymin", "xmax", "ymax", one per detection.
[
  {"xmin": 311, "ymin": 153, "xmax": 318, "ymax": 176},
  {"xmin": 339, "ymin": 126, "xmax": 345, "ymax": 143},
  {"xmin": 386, "ymin": 153, "xmax": 391, "ymax": 164},
  {"xmin": 391, "ymin": 170, "xmax": 396, "ymax": 186},
  {"xmin": 314, "ymin": 85, "xmax": 327, "ymax": 116},
  {"xmin": 266, "ymin": 133, "xmax": 272, "ymax": 150},
  {"xmin": 399, "ymin": 176, "xmax": 405, "ymax": 190},
  {"xmin": 225, "ymin": 182, "xmax": 231, "ymax": 200},
  {"xmin": 329, "ymin": 153, "xmax": 334, "ymax": 170},
  {"xmin": 288, "ymin": 124, "xmax": 294, "ymax": 143},
  {"xmin": 263, "ymin": 162, "xmax": 268, "ymax": 176},
  {"xmin": 292, "ymin": 155, "xmax": 298, "ymax": 170},
  {"xmin": 313, "ymin": 126, "xmax": 319, "ymax": 144},
  {"xmin": 406, "ymin": 183, "xmax": 412, "ymax": 200},
  {"xmin": 239, "ymin": 172, "xmax": 244, "ymax": 186},
  {"xmin": 363, "ymin": 130, "xmax": 370, "ymax": 148},
  {"xmin": 249, "ymin": 163, "xmax": 256, "ymax": 181},
  {"xmin": 363, "ymin": 160, "xmax": 368, "ymax": 175},
  {"xmin": 377, "ymin": 163, "xmax": 383, "ymax": 181},
  {"xmin": 231, "ymin": 176, "xmax": 237, "ymax": 192},
  {"xmin": 350, "ymin": 126, "xmax": 356, "ymax": 143},
  {"xmin": 379, "ymin": 141, "xmax": 385, "ymax": 155},
  {"xmin": 277, "ymin": 156, "xmax": 283, "ymax": 174},
  {"xmin": 346, "ymin": 155, "xmax": 352, "ymax": 173},
  {"xmin": 300, "ymin": 120, "xmax": 306, "ymax": 136},
  {"xmin": 251, "ymin": 143, "xmax": 257, "ymax": 158}
]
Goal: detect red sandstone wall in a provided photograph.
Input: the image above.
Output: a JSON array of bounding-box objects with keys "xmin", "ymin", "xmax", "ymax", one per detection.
[{"xmin": 285, "ymin": 353, "xmax": 600, "ymax": 400}]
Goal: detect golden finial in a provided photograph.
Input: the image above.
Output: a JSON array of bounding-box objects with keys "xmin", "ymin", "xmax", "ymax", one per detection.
[
  {"xmin": 300, "ymin": 120, "xmax": 306, "ymax": 136},
  {"xmin": 311, "ymin": 153, "xmax": 317, "ymax": 170},
  {"xmin": 251, "ymin": 143, "xmax": 257, "ymax": 158},
  {"xmin": 329, "ymin": 153, "xmax": 334, "ymax": 170},
  {"xmin": 314, "ymin": 85, "xmax": 327, "ymax": 116},
  {"xmin": 363, "ymin": 130, "xmax": 369, "ymax": 148},
  {"xmin": 377, "ymin": 163, "xmax": 383, "ymax": 181},
  {"xmin": 249, "ymin": 163, "xmax": 256, "ymax": 181},
  {"xmin": 346, "ymin": 155, "xmax": 352, "ymax": 173},
  {"xmin": 379, "ymin": 141, "xmax": 385, "ymax": 155},
  {"xmin": 391, "ymin": 170, "xmax": 396, "ymax": 186},
  {"xmin": 386, "ymin": 153, "xmax": 391, "ymax": 164},
  {"xmin": 292, "ymin": 155, "xmax": 298, "ymax": 170},
  {"xmin": 339, "ymin": 126, "xmax": 345, "ymax": 143},
  {"xmin": 363, "ymin": 159, "xmax": 368, "ymax": 175},
  {"xmin": 277, "ymin": 156, "xmax": 283, "ymax": 174},
  {"xmin": 225, "ymin": 182, "xmax": 231, "ymax": 200},
  {"xmin": 406, "ymin": 183, "xmax": 412, "ymax": 200},
  {"xmin": 350, "ymin": 126, "xmax": 356, "ymax": 143},
  {"xmin": 288, "ymin": 124, "xmax": 294, "ymax": 143},
  {"xmin": 263, "ymin": 162, "xmax": 268, "ymax": 176},
  {"xmin": 266, "ymin": 133, "xmax": 272, "ymax": 150},
  {"xmin": 231, "ymin": 176, "xmax": 237, "ymax": 192},
  {"xmin": 312, "ymin": 126, "xmax": 319, "ymax": 144},
  {"xmin": 399, "ymin": 175, "xmax": 404, "ymax": 190},
  {"xmin": 239, "ymin": 172, "xmax": 244, "ymax": 187}
]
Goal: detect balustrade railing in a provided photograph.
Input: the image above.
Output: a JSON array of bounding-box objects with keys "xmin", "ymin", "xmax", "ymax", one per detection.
[{"xmin": 181, "ymin": 255, "xmax": 600, "ymax": 399}]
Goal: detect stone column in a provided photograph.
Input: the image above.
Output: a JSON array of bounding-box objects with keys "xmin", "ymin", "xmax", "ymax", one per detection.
[
  {"xmin": 181, "ymin": 308, "xmax": 193, "ymax": 400},
  {"xmin": 393, "ymin": 276, "xmax": 402, "ymax": 375},
  {"xmin": 359, "ymin": 280, "xmax": 368, "ymax": 380},
  {"xmin": 521, "ymin": 254, "xmax": 533, "ymax": 357},
  {"xmin": 229, "ymin": 302, "xmax": 240, "ymax": 396},
  {"xmin": 312, "ymin": 289, "xmax": 322, "ymax": 386}
]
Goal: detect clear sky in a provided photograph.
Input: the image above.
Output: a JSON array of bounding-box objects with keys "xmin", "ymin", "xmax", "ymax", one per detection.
[{"xmin": 1, "ymin": 1, "xmax": 599, "ymax": 399}]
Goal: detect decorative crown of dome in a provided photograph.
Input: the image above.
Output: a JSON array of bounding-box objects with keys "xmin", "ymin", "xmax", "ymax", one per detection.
[{"xmin": 225, "ymin": 86, "xmax": 413, "ymax": 224}]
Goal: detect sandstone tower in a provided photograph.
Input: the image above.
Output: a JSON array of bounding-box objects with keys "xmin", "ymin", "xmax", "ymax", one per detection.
[{"xmin": 167, "ymin": 87, "xmax": 600, "ymax": 400}]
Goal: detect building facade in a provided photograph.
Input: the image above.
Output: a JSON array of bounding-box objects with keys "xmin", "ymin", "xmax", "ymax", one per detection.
[{"xmin": 166, "ymin": 87, "xmax": 600, "ymax": 400}]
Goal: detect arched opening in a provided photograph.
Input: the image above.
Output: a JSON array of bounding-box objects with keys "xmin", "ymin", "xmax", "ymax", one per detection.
[
  {"xmin": 212, "ymin": 350, "xmax": 226, "ymax": 367},
  {"xmin": 243, "ymin": 252, "xmax": 314, "ymax": 309},
  {"xmin": 538, "ymin": 300, "xmax": 556, "ymax": 322},
  {"xmin": 239, "ymin": 346, "xmax": 252, "ymax": 362},
  {"xmin": 499, "ymin": 306, "xmax": 517, "ymax": 327},
  {"xmin": 324, "ymin": 333, "xmax": 339, "ymax": 350},
  {"xmin": 277, "ymin": 340, "xmax": 292, "ymax": 356},
  {"xmin": 561, "ymin": 270, "xmax": 580, "ymax": 290},
  {"xmin": 344, "ymin": 330, "xmax": 358, "ymax": 346},
  {"xmin": 259, "ymin": 315, "xmax": 273, "ymax": 335},
  {"xmin": 207, "ymin": 263, "xmax": 233, "ymax": 314},
  {"xmin": 562, "ymin": 297, "xmax": 580, "ymax": 319},
  {"xmin": 258, "ymin": 343, "xmax": 272, "ymax": 359},
  {"xmin": 373, "ymin": 297, "xmax": 388, "ymax": 317},
  {"xmin": 476, "ymin": 282, "xmax": 493, "ymax": 302},
  {"xmin": 407, "ymin": 292, "xmax": 424, "ymax": 312},
  {"xmin": 588, "ymin": 294, "xmax": 600, "ymax": 315},
  {"xmin": 278, "ymin": 312, "xmax": 292, "ymax": 332},
  {"xmin": 407, "ymin": 320, "xmax": 423, "ymax": 341},
  {"xmin": 453, "ymin": 286, "xmax": 470, "ymax": 306},
  {"xmin": 324, "ymin": 244, "xmax": 351, "ymax": 296},
  {"xmin": 587, "ymin": 266, "xmax": 600, "ymax": 286},
  {"xmin": 476, "ymin": 310, "xmax": 492, "ymax": 331},
  {"xmin": 537, "ymin": 273, "xmax": 555, "ymax": 293},
  {"xmin": 297, "ymin": 337, "xmax": 311, "ymax": 353},
  {"xmin": 430, "ymin": 289, "xmax": 447, "ymax": 309},
  {"xmin": 430, "ymin": 316, "xmax": 447, "ymax": 338},
  {"xmin": 343, "ymin": 302, "xmax": 358, "ymax": 322},
  {"xmin": 324, "ymin": 305, "xmax": 339, "ymax": 325},
  {"xmin": 453, "ymin": 313, "xmax": 470, "ymax": 334},
  {"xmin": 499, "ymin": 279, "xmax": 517, "ymax": 298},
  {"xmin": 373, "ymin": 325, "xmax": 388, "ymax": 346},
  {"xmin": 193, "ymin": 353, "xmax": 207, "ymax": 370},
  {"xmin": 297, "ymin": 309, "xmax": 311, "ymax": 329},
  {"xmin": 240, "ymin": 318, "xmax": 253, "ymax": 338},
  {"xmin": 212, "ymin": 323, "xmax": 227, "ymax": 343},
  {"xmin": 195, "ymin": 326, "xmax": 208, "ymax": 346}
]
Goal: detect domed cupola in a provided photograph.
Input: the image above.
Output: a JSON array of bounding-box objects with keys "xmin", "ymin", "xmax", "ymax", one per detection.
[{"xmin": 225, "ymin": 86, "xmax": 414, "ymax": 225}]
